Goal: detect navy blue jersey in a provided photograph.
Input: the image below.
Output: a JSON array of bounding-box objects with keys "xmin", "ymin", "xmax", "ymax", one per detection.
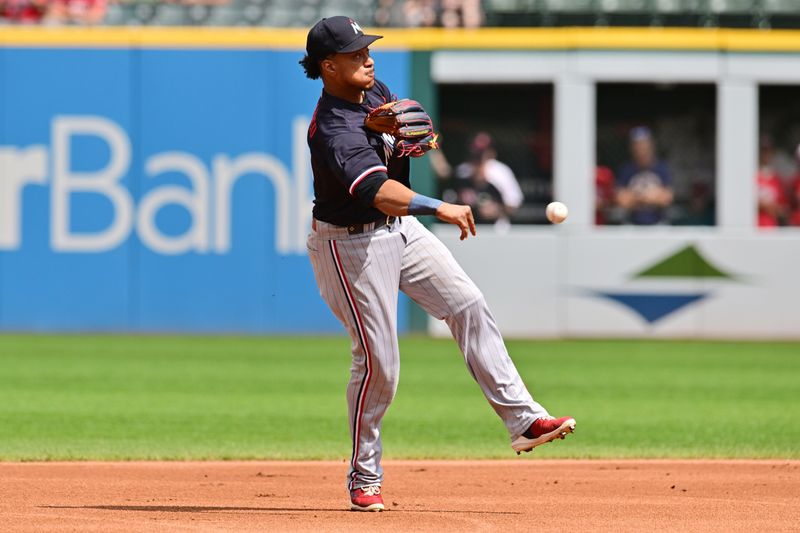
[
  {"xmin": 616, "ymin": 159, "xmax": 672, "ymax": 225},
  {"xmin": 307, "ymin": 79, "xmax": 410, "ymax": 226}
]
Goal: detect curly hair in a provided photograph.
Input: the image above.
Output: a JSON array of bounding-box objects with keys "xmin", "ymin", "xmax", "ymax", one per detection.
[{"xmin": 299, "ymin": 55, "xmax": 322, "ymax": 80}]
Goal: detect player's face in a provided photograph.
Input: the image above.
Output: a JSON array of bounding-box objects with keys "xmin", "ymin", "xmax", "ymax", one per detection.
[{"xmin": 330, "ymin": 47, "xmax": 375, "ymax": 90}]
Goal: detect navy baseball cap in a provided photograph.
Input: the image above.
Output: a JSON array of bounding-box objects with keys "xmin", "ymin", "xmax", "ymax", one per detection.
[
  {"xmin": 629, "ymin": 126, "xmax": 653, "ymax": 142},
  {"xmin": 306, "ymin": 16, "xmax": 382, "ymax": 60}
]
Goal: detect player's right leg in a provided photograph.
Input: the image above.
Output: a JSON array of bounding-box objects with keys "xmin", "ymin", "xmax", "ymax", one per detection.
[{"xmin": 307, "ymin": 220, "xmax": 404, "ymax": 509}]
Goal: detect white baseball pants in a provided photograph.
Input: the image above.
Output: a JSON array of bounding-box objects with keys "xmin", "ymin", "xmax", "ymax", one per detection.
[{"xmin": 307, "ymin": 216, "xmax": 549, "ymax": 490}]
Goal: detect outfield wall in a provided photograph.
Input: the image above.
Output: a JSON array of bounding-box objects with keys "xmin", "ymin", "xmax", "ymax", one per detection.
[
  {"xmin": 0, "ymin": 38, "xmax": 410, "ymax": 332},
  {"xmin": 1, "ymin": 28, "xmax": 799, "ymax": 337}
]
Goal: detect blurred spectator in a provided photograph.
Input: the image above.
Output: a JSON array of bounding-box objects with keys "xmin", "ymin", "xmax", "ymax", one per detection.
[
  {"xmin": 429, "ymin": 148, "xmax": 452, "ymax": 184},
  {"xmin": 451, "ymin": 132, "xmax": 524, "ymax": 225},
  {"xmin": 375, "ymin": 0, "xmax": 484, "ymax": 28},
  {"xmin": 452, "ymin": 167, "xmax": 506, "ymax": 226},
  {"xmin": 401, "ymin": 0, "xmax": 436, "ymax": 27},
  {"xmin": 788, "ymin": 143, "xmax": 800, "ymax": 226},
  {"xmin": 45, "ymin": 0, "xmax": 108, "ymax": 25},
  {"xmin": 788, "ymin": 180, "xmax": 800, "ymax": 226},
  {"xmin": 1, "ymin": 0, "xmax": 48, "ymax": 23},
  {"xmin": 761, "ymin": 133, "xmax": 797, "ymax": 181},
  {"xmin": 615, "ymin": 126, "xmax": 674, "ymax": 225},
  {"xmin": 595, "ymin": 165, "xmax": 615, "ymax": 225},
  {"xmin": 374, "ymin": 0, "xmax": 401, "ymax": 26},
  {"xmin": 756, "ymin": 134, "xmax": 789, "ymax": 227},
  {"xmin": 441, "ymin": 0, "xmax": 482, "ymax": 28}
]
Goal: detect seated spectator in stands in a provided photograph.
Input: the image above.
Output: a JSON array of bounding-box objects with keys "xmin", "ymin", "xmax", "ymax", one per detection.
[
  {"xmin": 429, "ymin": 148, "xmax": 453, "ymax": 184},
  {"xmin": 756, "ymin": 135, "xmax": 789, "ymax": 227},
  {"xmin": 441, "ymin": 0, "xmax": 483, "ymax": 28},
  {"xmin": 1, "ymin": 0, "xmax": 48, "ymax": 23},
  {"xmin": 788, "ymin": 143, "xmax": 800, "ymax": 226},
  {"xmin": 788, "ymin": 181, "xmax": 800, "ymax": 226},
  {"xmin": 452, "ymin": 132, "xmax": 524, "ymax": 225},
  {"xmin": 45, "ymin": 0, "xmax": 108, "ymax": 25},
  {"xmin": 595, "ymin": 165, "xmax": 616, "ymax": 225},
  {"xmin": 379, "ymin": 0, "xmax": 482, "ymax": 28},
  {"xmin": 615, "ymin": 126, "xmax": 674, "ymax": 225},
  {"xmin": 401, "ymin": 0, "xmax": 436, "ymax": 27},
  {"xmin": 456, "ymin": 176, "xmax": 505, "ymax": 225},
  {"xmin": 375, "ymin": 0, "xmax": 401, "ymax": 26}
]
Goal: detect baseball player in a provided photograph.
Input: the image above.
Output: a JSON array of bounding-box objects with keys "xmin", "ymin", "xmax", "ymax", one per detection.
[{"xmin": 300, "ymin": 16, "xmax": 576, "ymax": 512}]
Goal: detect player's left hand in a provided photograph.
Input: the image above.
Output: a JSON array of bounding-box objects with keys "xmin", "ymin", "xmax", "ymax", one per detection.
[
  {"xmin": 435, "ymin": 203, "xmax": 477, "ymax": 241},
  {"xmin": 364, "ymin": 99, "xmax": 440, "ymax": 158}
]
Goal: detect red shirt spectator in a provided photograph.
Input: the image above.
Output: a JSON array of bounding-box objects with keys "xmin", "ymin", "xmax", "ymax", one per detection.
[
  {"xmin": 1, "ymin": 0, "xmax": 48, "ymax": 23},
  {"xmin": 595, "ymin": 166, "xmax": 615, "ymax": 225},
  {"xmin": 48, "ymin": 0, "xmax": 108, "ymax": 25},
  {"xmin": 756, "ymin": 168, "xmax": 788, "ymax": 227},
  {"xmin": 788, "ymin": 178, "xmax": 800, "ymax": 226}
]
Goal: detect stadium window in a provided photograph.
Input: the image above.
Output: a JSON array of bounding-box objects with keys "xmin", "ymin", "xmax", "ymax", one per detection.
[
  {"xmin": 435, "ymin": 83, "xmax": 554, "ymax": 226},
  {"xmin": 757, "ymin": 85, "xmax": 800, "ymax": 228},
  {"xmin": 595, "ymin": 83, "xmax": 717, "ymax": 227}
]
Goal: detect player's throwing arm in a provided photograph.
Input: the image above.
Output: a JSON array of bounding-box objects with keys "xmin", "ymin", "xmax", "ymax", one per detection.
[
  {"xmin": 370, "ymin": 179, "xmax": 477, "ymax": 240},
  {"xmin": 363, "ymin": 99, "xmax": 476, "ymax": 240}
]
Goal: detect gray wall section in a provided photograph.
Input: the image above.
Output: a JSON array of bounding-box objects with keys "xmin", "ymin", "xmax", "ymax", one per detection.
[{"xmin": 718, "ymin": 81, "xmax": 758, "ymax": 228}]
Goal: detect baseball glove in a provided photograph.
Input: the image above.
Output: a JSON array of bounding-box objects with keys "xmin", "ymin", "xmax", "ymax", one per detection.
[{"xmin": 364, "ymin": 98, "xmax": 439, "ymax": 158}]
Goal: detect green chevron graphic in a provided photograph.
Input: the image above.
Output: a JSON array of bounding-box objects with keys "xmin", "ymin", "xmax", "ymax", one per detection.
[{"xmin": 634, "ymin": 245, "xmax": 734, "ymax": 280}]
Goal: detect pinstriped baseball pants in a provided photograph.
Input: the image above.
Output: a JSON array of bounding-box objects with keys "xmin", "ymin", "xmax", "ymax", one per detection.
[{"xmin": 307, "ymin": 216, "xmax": 549, "ymax": 490}]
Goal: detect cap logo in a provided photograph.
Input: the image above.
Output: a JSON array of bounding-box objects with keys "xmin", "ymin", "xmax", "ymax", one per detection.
[{"xmin": 349, "ymin": 19, "xmax": 362, "ymax": 35}]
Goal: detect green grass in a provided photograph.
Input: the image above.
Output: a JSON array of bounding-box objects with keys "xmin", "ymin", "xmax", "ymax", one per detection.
[{"xmin": 0, "ymin": 335, "xmax": 798, "ymax": 460}]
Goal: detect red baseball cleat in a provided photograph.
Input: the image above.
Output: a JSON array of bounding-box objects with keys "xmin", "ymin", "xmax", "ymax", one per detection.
[
  {"xmin": 511, "ymin": 416, "xmax": 576, "ymax": 454},
  {"xmin": 350, "ymin": 484, "xmax": 385, "ymax": 512}
]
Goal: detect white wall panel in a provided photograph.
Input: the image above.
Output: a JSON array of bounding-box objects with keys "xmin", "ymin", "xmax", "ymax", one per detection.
[{"xmin": 433, "ymin": 226, "xmax": 800, "ymax": 339}]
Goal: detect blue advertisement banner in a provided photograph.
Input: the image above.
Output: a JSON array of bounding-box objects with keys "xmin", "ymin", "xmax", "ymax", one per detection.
[{"xmin": 0, "ymin": 48, "xmax": 410, "ymax": 332}]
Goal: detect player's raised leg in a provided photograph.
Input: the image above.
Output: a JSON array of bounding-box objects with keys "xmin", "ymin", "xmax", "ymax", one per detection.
[{"xmin": 398, "ymin": 217, "xmax": 575, "ymax": 452}]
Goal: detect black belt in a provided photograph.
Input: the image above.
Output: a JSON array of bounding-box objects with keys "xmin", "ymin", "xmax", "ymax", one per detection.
[{"xmin": 345, "ymin": 215, "xmax": 398, "ymax": 235}]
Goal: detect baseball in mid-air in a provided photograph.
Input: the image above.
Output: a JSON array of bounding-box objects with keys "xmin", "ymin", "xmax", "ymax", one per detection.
[{"xmin": 546, "ymin": 201, "xmax": 568, "ymax": 224}]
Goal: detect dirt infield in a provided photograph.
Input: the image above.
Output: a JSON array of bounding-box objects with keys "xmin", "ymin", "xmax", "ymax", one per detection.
[{"xmin": 1, "ymin": 460, "xmax": 798, "ymax": 532}]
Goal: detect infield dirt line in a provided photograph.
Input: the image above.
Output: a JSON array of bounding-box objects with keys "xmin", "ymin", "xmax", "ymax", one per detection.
[{"xmin": 1, "ymin": 460, "xmax": 798, "ymax": 533}]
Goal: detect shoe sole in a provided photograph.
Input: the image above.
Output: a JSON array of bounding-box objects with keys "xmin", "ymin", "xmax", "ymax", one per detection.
[
  {"xmin": 350, "ymin": 502, "xmax": 385, "ymax": 512},
  {"xmin": 511, "ymin": 418, "xmax": 576, "ymax": 454}
]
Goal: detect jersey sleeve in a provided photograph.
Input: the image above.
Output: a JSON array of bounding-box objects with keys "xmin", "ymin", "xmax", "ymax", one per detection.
[{"xmin": 326, "ymin": 132, "xmax": 389, "ymax": 205}]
